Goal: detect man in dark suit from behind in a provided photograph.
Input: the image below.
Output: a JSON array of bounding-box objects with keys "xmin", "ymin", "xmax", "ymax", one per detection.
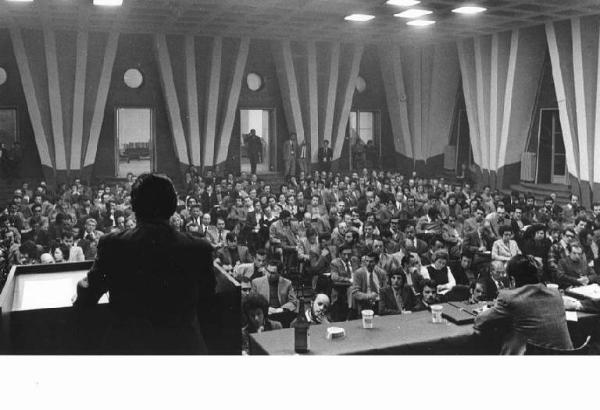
[
  {"xmin": 74, "ymin": 173, "xmax": 216, "ymax": 354},
  {"xmin": 474, "ymin": 255, "xmax": 573, "ymax": 355}
]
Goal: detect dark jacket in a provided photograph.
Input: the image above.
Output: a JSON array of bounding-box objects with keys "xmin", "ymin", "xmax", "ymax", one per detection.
[
  {"xmin": 74, "ymin": 221, "xmax": 216, "ymax": 354},
  {"xmin": 474, "ymin": 284, "xmax": 573, "ymax": 355},
  {"xmin": 378, "ymin": 285, "xmax": 416, "ymax": 316}
]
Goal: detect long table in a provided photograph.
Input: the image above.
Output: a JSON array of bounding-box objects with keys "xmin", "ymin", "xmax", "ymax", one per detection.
[{"xmin": 249, "ymin": 310, "xmax": 600, "ymax": 355}]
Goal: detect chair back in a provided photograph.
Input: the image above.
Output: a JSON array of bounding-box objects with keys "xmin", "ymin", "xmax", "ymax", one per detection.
[{"xmin": 525, "ymin": 336, "xmax": 591, "ymax": 355}]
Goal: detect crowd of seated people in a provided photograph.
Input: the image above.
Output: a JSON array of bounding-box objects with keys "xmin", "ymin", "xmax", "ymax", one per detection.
[{"xmin": 2, "ymin": 166, "xmax": 600, "ymax": 353}]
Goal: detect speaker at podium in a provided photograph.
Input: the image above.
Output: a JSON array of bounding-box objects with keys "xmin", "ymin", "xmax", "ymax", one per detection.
[{"xmin": 0, "ymin": 261, "xmax": 241, "ymax": 354}]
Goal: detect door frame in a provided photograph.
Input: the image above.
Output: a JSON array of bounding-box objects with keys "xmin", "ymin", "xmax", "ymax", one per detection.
[
  {"xmin": 535, "ymin": 107, "xmax": 567, "ymax": 184},
  {"xmin": 348, "ymin": 109, "xmax": 381, "ymax": 171},
  {"xmin": 238, "ymin": 107, "xmax": 277, "ymax": 173},
  {"xmin": 114, "ymin": 106, "xmax": 155, "ymax": 178}
]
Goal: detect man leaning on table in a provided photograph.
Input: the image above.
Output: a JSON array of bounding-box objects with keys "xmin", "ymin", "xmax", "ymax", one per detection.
[{"xmin": 474, "ymin": 255, "xmax": 573, "ymax": 355}]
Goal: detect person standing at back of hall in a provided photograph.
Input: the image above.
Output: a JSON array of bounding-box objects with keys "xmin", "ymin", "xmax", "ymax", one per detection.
[
  {"xmin": 318, "ymin": 139, "xmax": 333, "ymax": 172},
  {"xmin": 246, "ymin": 129, "xmax": 262, "ymax": 174},
  {"xmin": 283, "ymin": 133, "xmax": 297, "ymax": 177}
]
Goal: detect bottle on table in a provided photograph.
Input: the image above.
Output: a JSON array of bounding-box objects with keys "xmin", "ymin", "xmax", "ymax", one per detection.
[{"xmin": 294, "ymin": 300, "xmax": 310, "ymax": 353}]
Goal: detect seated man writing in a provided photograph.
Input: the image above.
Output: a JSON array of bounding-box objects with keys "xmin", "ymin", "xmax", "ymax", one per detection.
[{"xmin": 251, "ymin": 259, "xmax": 298, "ymax": 327}]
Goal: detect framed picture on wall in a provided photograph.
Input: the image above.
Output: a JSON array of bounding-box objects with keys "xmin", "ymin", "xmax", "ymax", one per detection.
[{"xmin": 0, "ymin": 108, "xmax": 17, "ymax": 148}]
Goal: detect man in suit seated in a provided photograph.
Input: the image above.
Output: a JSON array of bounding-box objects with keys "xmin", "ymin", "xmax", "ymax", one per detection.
[
  {"xmin": 404, "ymin": 224, "xmax": 428, "ymax": 260},
  {"xmin": 330, "ymin": 245, "xmax": 354, "ymax": 322},
  {"xmin": 234, "ymin": 248, "xmax": 268, "ymax": 281},
  {"xmin": 411, "ymin": 279, "xmax": 440, "ymax": 312},
  {"xmin": 251, "ymin": 259, "xmax": 298, "ymax": 327},
  {"xmin": 207, "ymin": 217, "xmax": 229, "ymax": 249},
  {"xmin": 474, "ymin": 255, "xmax": 573, "ymax": 355},
  {"xmin": 379, "ymin": 268, "xmax": 416, "ymax": 315},
  {"xmin": 350, "ymin": 252, "xmax": 388, "ymax": 317},
  {"xmin": 215, "ymin": 232, "xmax": 252, "ymax": 272}
]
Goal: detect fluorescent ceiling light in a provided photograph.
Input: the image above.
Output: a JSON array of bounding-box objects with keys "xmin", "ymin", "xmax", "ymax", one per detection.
[
  {"xmin": 394, "ymin": 9, "xmax": 432, "ymax": 19},
  {"xmin": 406, "ymin": 19, "xmax": 436, "ymax": 26},
  {"xmin": 452, "ymin": 6, "xmax": 487, "ymax": 14},
  {"xmin": 344, "ymin": 14, "xmax": 375, "ymax": 22},
  {"xmin": 7, "ymin": 0, "xmax": 34, "ymax": 2},
  {"xmin": 386, "ymin": 0, "xmax": 421, "ymax": 6},
  {"xmin": 93, "ymin": 0, "xmax": 123, "ymax": 6}
]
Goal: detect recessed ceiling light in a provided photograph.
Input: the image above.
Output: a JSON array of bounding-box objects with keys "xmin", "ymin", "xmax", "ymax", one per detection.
[
  {"xmin": 452, "ymin": 6, "xmax": 487, "ymax": 14},
  {"xmin": 406, "ymin": 19, "xmax": 436, "ymax": 26},
  {"xmin": 386, "ymin": 0, "xmax": 421, "ymax": 6},
  {"xmin": 93, "ymin": 0, "xmax": 123, "ymax": 6},
  {"xmin": 394, "ymin": 9, "xmax": 432, "ymax": 19},
  {"xmin": 344, "ymin": 14, "xmax": 375, "ymax": 22}
]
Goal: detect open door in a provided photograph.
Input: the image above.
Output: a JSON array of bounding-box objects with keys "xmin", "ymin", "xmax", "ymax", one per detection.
[
  {"xmin": 239, "ymin": 109, "xmax": 273, "ymax": 174},
  {"xmin": 116, "ymin": 107, "xmax": 153, "ymax": 177}
]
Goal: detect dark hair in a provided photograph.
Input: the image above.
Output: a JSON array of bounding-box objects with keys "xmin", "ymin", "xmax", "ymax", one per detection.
[
  {"xmin": 226, "ymin": 232, "xmax": 237, "ymax": 242},
  {"xmin": 499, "ymin": 225, "xmax": 513, "ymax": 236},
  {"xmin": 255, "ymin": 248, "xmax": 267, "ymax": 257},
  {"xmin": 422, "ymin": 279, "xmax": 437, "ymax": 291},
  {"xmin": 506, "ymin": 255, "xmax": 540, "ymax": 286},
  {"xmin": 242, "ymin": 293, "xmax": 269, "ymax": 319},
  {"xmin": 388, "ymin": 267, "xmax": 406, "ymax": 285},
  {"xmin": 267, "ymin": 259, "xmax": 282, "ymax": 272},
  {"xmin": 130, "ymin": 173, "xmax": 177, "ymax": 221},
  {"xmin": 461, "ymin": 251, "xmax": 474, "ymax": 260},
  {"xmin": 19, "ymin": 240, "xmax": 38, "ymax": 259}
]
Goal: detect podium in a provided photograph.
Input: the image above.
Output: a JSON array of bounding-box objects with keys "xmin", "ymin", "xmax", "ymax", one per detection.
[{"xmin": 0, "ymin": 261, "xmax": 241, "ymax": 354}]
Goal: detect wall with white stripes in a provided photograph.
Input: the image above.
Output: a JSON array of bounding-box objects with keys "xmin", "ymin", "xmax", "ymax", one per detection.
[{"xmin": 4, "ymin": 19, "xmax": 600, "ymax": 200}]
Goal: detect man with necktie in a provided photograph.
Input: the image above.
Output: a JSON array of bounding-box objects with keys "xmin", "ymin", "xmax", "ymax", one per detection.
[
  {"xmin": 351, "ymin": 252, "xmax": 387, "ymax": 317},
  {"xmin": 331, "ymin": 245, "xmax": 354, "ymax": 321}
]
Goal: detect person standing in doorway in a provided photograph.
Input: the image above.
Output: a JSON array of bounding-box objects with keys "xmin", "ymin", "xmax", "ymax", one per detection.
[
  {"xmin": 283, "ymin": 133, "xmax": 297, "ymax": 178},
  {"xmin": 246, "ymin": 129, "xmax": 262, "ymax": 174},
  {"xmin": 298, "ymin": 139, "xmax": 308, "ymax": 175},
  {"xmin": 318, "ymin": 140, "xmax": 333, "ymax": 172}
]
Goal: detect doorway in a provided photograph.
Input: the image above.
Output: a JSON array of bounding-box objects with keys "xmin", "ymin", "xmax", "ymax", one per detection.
[
  {"xmin": 536, "ymin": 108, "xmax": 566, "ymax": 184},
  {"xmin": 239, "ymin": 109, "xmax": 273, "ymax": 174},
  {"xmin": 116, "ymin": 107, "xmax": 153, "ymax": 178}
]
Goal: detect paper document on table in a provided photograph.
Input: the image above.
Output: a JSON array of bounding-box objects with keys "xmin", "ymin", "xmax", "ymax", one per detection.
[
  {"xmin": 565, "ymin": 311, "xmax": 578, "ymax": 322},
  {"xmin": 565, "ymin": 284, "xmax": 600, "ymax": 299}
]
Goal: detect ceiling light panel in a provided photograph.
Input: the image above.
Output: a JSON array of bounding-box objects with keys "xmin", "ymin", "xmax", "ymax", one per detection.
[
  {"xmin": 344, "ymin": 14, "xmax": 375, "ymax": 22},
  {"xmin": 395, "ymin": 9, "xmax": 432, "ymax": 19},
  {"xmin": 452, "ymin": 6, "xmax": 487, "ymax": 15}
]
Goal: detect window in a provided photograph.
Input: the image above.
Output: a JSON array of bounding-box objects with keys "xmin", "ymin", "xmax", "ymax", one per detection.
[{"xmin": 348, "ymin": 110, "xmax": 380, "ymax": 168}]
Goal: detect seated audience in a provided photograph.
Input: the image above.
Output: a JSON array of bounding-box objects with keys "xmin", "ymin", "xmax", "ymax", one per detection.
[{"xmin": 241, "ymin": 293, "xmax": 283, "ymax": 355}]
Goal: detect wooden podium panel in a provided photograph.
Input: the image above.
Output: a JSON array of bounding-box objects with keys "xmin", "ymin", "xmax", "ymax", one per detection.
[{"xmin": 0, "ymin": 262, "xmax": 241, "ymax": 354}]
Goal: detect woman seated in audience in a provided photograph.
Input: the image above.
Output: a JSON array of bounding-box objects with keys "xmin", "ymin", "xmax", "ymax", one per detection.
[
  {"xmin": 379, "ymin": 268, "xmax": 416, "ymax": 315},
  {"xmin": 423, "ymin": 250, "xmax": 456, "ymax": 296},
  {"xmin": 492, "ymin": 225, "xmax": 521, "ymax": 263}
]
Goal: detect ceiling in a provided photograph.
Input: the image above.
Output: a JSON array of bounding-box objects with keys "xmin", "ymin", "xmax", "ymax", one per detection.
[{"xmin": 1, "ymin": 0, "xmax": 599, "ymax": 45}]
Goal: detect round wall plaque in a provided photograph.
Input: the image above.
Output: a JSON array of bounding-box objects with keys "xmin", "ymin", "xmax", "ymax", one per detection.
[
  {"xmin": 124, "ymin": 68, "xmax": 143, "ymax": 89},
  {"xmin": 0, "ymin": 68, "xmax": 7, "ymax": 86},
  {"xmin": 355, "ymin": 76, "xmax": 366, "ymax": 93},
  {"xmin": 246, "ymin": 72, "xmax": 263, "ymax": 91}
]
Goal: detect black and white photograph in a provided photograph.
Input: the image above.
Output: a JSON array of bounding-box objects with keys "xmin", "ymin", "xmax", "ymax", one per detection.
[{"xmin": 0, "ymin": 0, "xmax": 599, "ymax": 407}]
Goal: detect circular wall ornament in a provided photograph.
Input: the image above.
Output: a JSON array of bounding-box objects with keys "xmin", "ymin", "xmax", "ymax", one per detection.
[
  {"xmin": 124, "ymin": 68, "xmax": 143, "ymax": 89},
  {"xmin": 246, "ymin": 72, "xmax": 263, "ymax": 91},
  {"xmin": 355, "ymin": 76, "xmax": 366, "ymax": 93},
  {"xmin": 0, "ymin": 68, "xmax": 7, "ymax": 86}
]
